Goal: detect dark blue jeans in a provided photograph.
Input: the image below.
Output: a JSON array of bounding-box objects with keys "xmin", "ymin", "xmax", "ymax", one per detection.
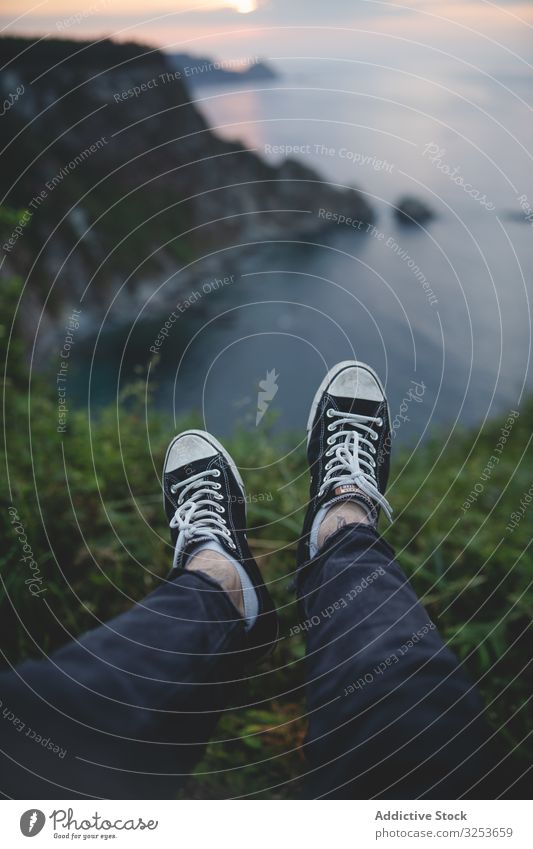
[
  {"xmin": 298, "ymin": 526, "xmax": 507, "ymax": 798},
  {"xmin": 0, "ymin": 526, "xmax": 510, "ymax": 798}
]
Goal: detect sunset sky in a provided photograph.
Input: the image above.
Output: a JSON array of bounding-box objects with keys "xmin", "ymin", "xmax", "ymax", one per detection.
[{"xmin": 2, "ymin": 1, "xmax": 533, "ymax": 64}]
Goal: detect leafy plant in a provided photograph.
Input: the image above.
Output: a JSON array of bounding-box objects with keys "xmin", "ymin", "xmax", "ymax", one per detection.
[{"xmin": 1, "ymin": 277, "xmax": 531, "ymax": 798}]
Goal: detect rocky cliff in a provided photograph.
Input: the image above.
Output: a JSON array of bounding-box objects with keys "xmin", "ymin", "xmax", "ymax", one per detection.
[{"xmin": 0, "ymin": 37, "xmax": 373, "ymax": 346}]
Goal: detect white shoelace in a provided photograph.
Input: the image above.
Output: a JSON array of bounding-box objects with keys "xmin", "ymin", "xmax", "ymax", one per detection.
[
  {"xmin": 319, "ymin": 409, "xmax": 393, "ymax": 521},
  {"xmin": 169, "ymin": 468, "xmax": 237, "ymax": 558}
]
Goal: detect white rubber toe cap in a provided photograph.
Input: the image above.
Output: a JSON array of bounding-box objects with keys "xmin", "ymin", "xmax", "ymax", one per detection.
[
  {"xmin": 163, "ymin": 429, "xmax": 246, "ymax": 495},
  {"xmin": 307, "ymin": 360, "xmax": 387, "ymax": 443},
  {"xmin": 164, "ymin": 433, "xmax": 218, "ymax": 473},
  {"xmin": 328, "ymin": 365, "xmax": 384, "ymax": 402}
]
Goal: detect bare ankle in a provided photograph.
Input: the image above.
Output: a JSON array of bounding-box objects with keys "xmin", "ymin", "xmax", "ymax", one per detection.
[
  {"xmin": 317, "ymin": 500, "xmax": 370, "ymax": 549},
  {"xmin": 187, "ymin": 550, "xmax": 244, "ymax": 616}
]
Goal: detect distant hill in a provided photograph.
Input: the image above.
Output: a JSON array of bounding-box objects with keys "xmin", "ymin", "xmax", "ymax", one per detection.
[{"xmin": 167, "ymin": 52, "xmax": 278, "ymax": 87}]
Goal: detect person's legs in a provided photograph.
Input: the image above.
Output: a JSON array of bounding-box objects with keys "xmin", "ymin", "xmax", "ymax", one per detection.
[
  {"xmin": 0, "ymin": 430, "xmax": 278, "ymax": 799},
  {"xmin": 298, "ymin": 361, "xmax": 503, "ymax": 799},
  {"xmin": 0, "ymin": 570, "xmax": 245, "ymax": 799},
  {"xmin": 298, "ymin": 524, "xmax": 501, "ymax": 798}
]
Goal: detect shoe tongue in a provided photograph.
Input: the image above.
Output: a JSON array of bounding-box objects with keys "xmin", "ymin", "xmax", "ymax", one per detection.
[{"xmin": 173, "ymin": 533, "xmax": 212, "ymax": 572}]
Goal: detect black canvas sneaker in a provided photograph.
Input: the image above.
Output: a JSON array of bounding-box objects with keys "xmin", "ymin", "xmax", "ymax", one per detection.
[
  {"xmin": 163, "ymin": 429, "xmax": 278, "ymax": 659},
  {"xmin": 298, "ymin": 361, "xmax": 393, "ymax": 564}
]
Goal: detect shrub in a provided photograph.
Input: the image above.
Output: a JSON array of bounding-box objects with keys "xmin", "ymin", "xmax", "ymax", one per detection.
[{"xmin": 1, "ymin": 278, "xmax": 530, "ymax": 797}]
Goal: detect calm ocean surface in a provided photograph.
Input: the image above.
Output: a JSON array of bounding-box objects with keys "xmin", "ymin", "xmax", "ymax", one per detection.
[{"xmin": 73, "ymin": 58, "xmax": 533, "ymax": 443}]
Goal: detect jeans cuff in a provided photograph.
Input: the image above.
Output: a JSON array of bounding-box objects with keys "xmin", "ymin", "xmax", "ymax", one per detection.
[
  {"xmin": 169, "ymin": 566, "xmax": 246, "ymax": 627},
  {"xmin": 296, "ymin": 522, "xmax": 395, "ymax": 592}
]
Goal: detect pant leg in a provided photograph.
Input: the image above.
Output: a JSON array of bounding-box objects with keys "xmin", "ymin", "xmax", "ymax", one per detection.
[
  {"xmin": 0, "ymin": 569, "xmax": 245, "ymax": 799},
  {"xmin": 297, "ymin": 524, "xmax": 506, "ymax": 799}
]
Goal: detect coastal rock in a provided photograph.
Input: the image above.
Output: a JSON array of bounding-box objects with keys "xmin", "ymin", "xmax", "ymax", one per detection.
[
  {"xmin": 0, "ymin": 36, "xmax": 374, "ymax": 352},
  {"xmin": 394, "ymin": 196, "xmax": 435, "ymax": 226},
  {"xmin": 168, "ymin": 53, "xmax": 277, "ymax": 86}
]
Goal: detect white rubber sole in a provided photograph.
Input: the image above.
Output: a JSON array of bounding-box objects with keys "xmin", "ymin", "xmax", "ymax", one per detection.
[
  {"xmin": 306, "ymin": 360, "xmax": 387, "ymax": 446},
  {"xmin": 163, "ymin": 428, "xmax": 246, "ymax": 506}
]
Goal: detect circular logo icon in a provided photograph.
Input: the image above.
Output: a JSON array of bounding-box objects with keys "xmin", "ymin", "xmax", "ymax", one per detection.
[{"xmin": 20, "ymin": 810, "xmax": 46, "ymax": 837}]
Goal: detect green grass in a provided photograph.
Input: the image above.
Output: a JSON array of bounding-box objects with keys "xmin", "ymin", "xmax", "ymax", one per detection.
[{"xmin": 1, "ymin": 278, "xmax": 531, "ymax": 798}]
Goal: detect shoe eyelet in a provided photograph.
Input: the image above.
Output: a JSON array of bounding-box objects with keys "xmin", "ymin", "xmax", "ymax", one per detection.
[
  {"xmin": 372, "ymin": 432, "xmax": 378, "ymax": 441},
  {"xmin": 326, "ymin": 408, "xmax": 334, "ymax": 418},
  {"xmin": 229, "ymin": 541, "xmax": 237, "ymax": 550},
  {"xmin": 327, "ymin": 423, "xmax": 335, "ymax": 432},
  {"xmin": 213, "ymin": 469, "xmax": 221, "ymax": 477},
  {"xmin": 325, "ymin": 449, "xmax": 333, "ymax": 457},
  {"xmin": 170, "ymin": 484, "xmax": 177, "ymax": 495},
  {"xmin": 215, "ymin": 493, "xmax": 223, "ymax": 500},
  {"xmin": 216, "ymin": 505, "xmax": 224, "ymax": 513},
  {"xmin": 214, "ymin": 482, "xmax": 221, "ymax": 489},
  {"xmin": 377, "ymin": 418, "xmax": 383, "ymax": 427},
  {"xmin": 327, "ymin": 436, "xmax": 335, "ymax": 445}
]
